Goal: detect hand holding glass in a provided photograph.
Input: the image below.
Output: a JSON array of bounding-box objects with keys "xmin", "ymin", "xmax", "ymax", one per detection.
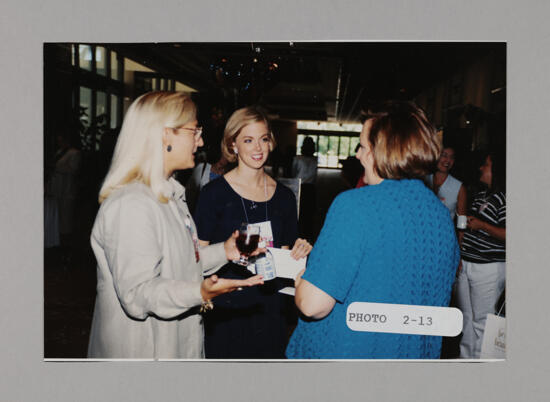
[{"xmin": 235, "ymin": 223, "xmax": 260, "ymax": 266}]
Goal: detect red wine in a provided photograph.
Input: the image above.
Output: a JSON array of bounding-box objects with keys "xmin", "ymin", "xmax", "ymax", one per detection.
[{"xmin": 236, "ymin": 233, "xmax": 260, "ymax": 256}]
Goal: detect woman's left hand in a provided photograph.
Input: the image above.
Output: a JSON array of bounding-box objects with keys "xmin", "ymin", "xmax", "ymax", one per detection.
[
  {"xmin": 466, "ymin": 216, "xmax": 485, "ymax": 231},
  {"xmin": 290, "ymin": 238, "xmax": 313, "ymax": 260}
]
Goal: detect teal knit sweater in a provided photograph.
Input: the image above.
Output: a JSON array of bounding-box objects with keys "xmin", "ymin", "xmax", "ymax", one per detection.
[{"xmin": 286, "ymin": 179, "xmax": 459, "ymax": 359}]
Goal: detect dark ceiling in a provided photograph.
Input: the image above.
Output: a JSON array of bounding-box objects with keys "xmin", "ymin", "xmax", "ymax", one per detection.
[{"xmin": 110, "ymin": 42, "xmax": 504, "ymax": 123}]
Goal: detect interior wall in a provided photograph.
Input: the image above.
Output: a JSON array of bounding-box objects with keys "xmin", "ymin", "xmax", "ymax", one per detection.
[
  {"xmin": 44, "ymin": 44, "xmax": 75, "ymax": 164},
  {"xmin": 415, "ymin": 51, "xmax": 503, "ymax": 152},
  {"xmin": 122, "ymin": 59, "xmax": 155, "ymax": 114},
  {"xmin": 271, "ymin": 120, "xmax": 298, "ymax": 151}
]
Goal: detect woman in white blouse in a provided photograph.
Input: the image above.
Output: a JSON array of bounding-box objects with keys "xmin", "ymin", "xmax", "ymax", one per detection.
[
  {"xmin": 87, "ymin": 92, "xmax": 264, "ymax": 359},
  {"xmin": 425, "ymin": 145, "xmax": 467, "ymax": 218}
]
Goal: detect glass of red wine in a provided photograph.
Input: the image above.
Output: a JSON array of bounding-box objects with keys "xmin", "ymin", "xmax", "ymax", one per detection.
[{"xmin": 235, "ymin": 223, "xmax": 260, "ymax": 266}]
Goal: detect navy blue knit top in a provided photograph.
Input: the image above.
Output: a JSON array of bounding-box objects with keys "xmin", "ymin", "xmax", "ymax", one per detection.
[
  {"xmin": 286, "ymin": 179, "xmax": 460, "ymax": 359},
  {"xmin": 193, "ymin": 176, "xmax": 298, "ymax": 358}
]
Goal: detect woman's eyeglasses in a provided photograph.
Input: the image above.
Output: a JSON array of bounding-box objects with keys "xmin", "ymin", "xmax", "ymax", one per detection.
[{"xmin": 172, "ymin": 126, "xmax": 203, "ymax": 139}]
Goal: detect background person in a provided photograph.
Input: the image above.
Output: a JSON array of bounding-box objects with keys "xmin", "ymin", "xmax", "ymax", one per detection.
[
  {"xmin": 87, "ymin": 92, "xmax": 263, "ymax": 359},
  {"xmin": 292, "ymin": 136, "xmax": 318, "ymax": 241},
  {"xmin": 44, "ymin": 132, "xmax": 81, "ymax": 254},
  {"xmin": 425, "ymin": 144, "xmax": 467, "ymax": 219},
  {"xmin": 194, "ymin": 106, "xmax": 312, "ymax": 359},
  {"xmin": 184, "ymin": 105, "xmax": 231, "ymax": 213},
  {"xmin": 286, "ymin": 101, "xmax": 460, "ymax": 359},
  {"xmin": 456, "ymin": 150, "xmax": 506, "ymax": 359}
]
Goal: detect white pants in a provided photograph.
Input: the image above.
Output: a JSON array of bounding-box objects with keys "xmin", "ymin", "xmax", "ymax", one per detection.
[{"xmin": 455, "ymin": 260, "xmax": 505, "ymax": 358}]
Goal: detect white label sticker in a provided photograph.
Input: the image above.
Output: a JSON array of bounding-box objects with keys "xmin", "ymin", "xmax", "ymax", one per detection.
[{"xmin": 346, "ymin": 302, "xmax": 463, "ymax": 336}]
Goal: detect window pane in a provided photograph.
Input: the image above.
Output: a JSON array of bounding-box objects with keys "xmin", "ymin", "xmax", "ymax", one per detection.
[
  {"xmin": 71, "ymin": 44, "xmax": 76, "ymax": 66},
  {"xmin": 328, "ymin": 136, "xmax": 339, "ymax": 167},
  {"xmin": 79, "ymin": 45, "xmax": 92, "ymax": 71},
  {"xmin": 141, "ymin": 77, "xmax": 153, "ymax": 92},
  {"xmin": 296, "ymin": 134, "xmax": 306, "ymax": 155},
  {"xmin": 96, "ymin": 91, "xmax": 107, "ymax": 118},
  {"xmin": 312, "ymin": 136, "xmax": 318, "ymax": 155},
  {"xmin": 297, "ymin": 121, "xmax": 362, "ymax": 132},
  {"xmin": 96, "ymin": 46, "xmax": 107, "ymax": 76},
  {"xmin": 79, "ymin": 86, "xmax": 92, "ymax": 150},
  {"xmin": 96, "ymin": 91, "xmax": 108, "ymax": 150},
  {"xmin": 317, "ymin": 136, "xmax": 328, "ymax": 167},
  {"xmin": 339, "ymin": 136, "xmax": 350, "ymax": 158},
  {"xmin": 79, "ymin": 87, "xmax": 92, "ymax": 128},
  {"xmin": 152, "ymin": 77, "xmax": 157, "ymax": 90},
  {"xmin": 111, "ymin": 51, "xmax": 119, "ymax": 80},
  {"xmin": 350, "ymin": 137, "xmax": 360, "ymax": 156},
  {"xmin": 110, "ymin": 94, "xmax": 119, "ymax": 129}
]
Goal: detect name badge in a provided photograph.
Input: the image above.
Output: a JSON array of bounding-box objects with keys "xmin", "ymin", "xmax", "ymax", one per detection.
[
  {"xmin": 184, "ymin": 216, "xmax": 200, "ymax": 263},
  {"xmin": 249, "ymin": 220, "xmax": 274, "ymax": 248}
]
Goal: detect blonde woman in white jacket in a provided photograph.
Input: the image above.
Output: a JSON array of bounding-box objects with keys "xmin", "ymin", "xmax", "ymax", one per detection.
[{"xmin": 87, "ymin": 92, "xmax": 263, "ymax": 359}]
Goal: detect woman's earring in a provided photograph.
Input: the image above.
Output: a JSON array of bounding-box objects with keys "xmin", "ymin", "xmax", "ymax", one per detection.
[
  {"xmin": 167, "ymin": 145, "xmax": 172, "ymax": 152},
  {"xmin": 233, "ymin": 148, "xmax": 238, "ymax": 155}
]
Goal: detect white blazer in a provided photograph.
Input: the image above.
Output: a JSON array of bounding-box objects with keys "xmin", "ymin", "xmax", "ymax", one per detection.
[{"xmin": 87, "ymin": 179, "xmax": 227, "ymax": 359}]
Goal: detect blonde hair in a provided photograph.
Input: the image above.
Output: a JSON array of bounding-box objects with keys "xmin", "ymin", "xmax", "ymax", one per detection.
[
  {"xmin": 221, "ymin": 106, "xmax": 276, "ymax": 163},
  {"xmin": 99, "ymin": 91, "xmax": 196, "ymax": 203},
  {"xmin": 365, "ymin": 101, "xmax": 441, "ymax": 179}
]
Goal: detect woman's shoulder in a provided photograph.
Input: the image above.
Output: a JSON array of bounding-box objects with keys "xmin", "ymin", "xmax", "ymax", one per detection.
[
  {"xmin": 197, "ymin": 176, "xmax": 238, "ymax": 211},
  {"xmin": 330, "ymin": 187, "xmax": 367, "ymax": 210},
  {"xmin": 201, "ymin": 175, "xmax": 228, "ymax": 194},
  {"xmin": 98, "ymin": 182, "xmax": 162, "ymax": 225},
  {"xmin": 104, "ymin": 182, "xmax": 159, "ymax": 208},
  {"xmin": 491, "ymin": 191, "xmax": 506, "ymax": 205},
  {"xmin": 354, "ymin": 179, "xmax": 434, "ymax": 203},
  {"xmin": 274, "ymin": 178, "xmax": 298, "ymax": 200}
]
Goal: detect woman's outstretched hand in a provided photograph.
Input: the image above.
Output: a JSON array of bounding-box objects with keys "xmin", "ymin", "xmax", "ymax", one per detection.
[
  {"xmin": 200, "ymin": 274, "xmax": 264, "ymax": 301},
  {"xmin": 223, "ymin": 230, "xmax": 266, "ymax": 261},
  {"xmin": 290, "ymin": 238, "xmax": 313, "ymax": 260}
]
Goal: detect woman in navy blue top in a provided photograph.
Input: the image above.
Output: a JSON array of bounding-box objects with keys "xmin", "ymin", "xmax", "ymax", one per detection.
[
  {"xmin": 286, "ymin": 101, "xmax": 460, "ymax": 359},
  {"xmin": 194, "ymin": 106, "xmax": 312, "ymax": 358}
]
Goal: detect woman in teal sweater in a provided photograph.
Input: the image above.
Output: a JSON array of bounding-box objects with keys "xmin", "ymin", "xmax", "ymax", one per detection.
[{"xmin": 286, "ymin": 101, "xmax": 460, "ymax": 359}]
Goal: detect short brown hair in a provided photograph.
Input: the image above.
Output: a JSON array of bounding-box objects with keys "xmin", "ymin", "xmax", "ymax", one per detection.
[
  {"xmin": 364, "ymin": 101, "xmax": 440, "ymax": 179},
  {"xmin": 221, "ymin": 106, "xmax": 276, "ymax": 163}
]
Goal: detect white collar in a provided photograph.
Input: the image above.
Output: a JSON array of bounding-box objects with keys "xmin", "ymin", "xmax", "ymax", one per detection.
[{"xmin": 168, "ymin": 177, "xmax": 186, "ymax": 201}]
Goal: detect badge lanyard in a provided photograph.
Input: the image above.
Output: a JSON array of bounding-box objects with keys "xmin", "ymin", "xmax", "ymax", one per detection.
[
  {"xmin": 239, "ymin": 174, "xmax": 269, "ymax": 224},
  {"xmin": 239, "ymin": 174, "xmax": 274, "ymax": 247},
  {"xmin": 170, "ymin": 194, "xmax": 201, "ymax": 263},
  {"xmin": 184, "ymin": 216, "xmax": 201, "ymax": 263}
]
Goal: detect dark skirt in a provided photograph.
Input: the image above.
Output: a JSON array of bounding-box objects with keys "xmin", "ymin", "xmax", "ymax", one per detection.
[{"xmin": 204, "ymin": 263, "xmax": 296, "ymax": 359}]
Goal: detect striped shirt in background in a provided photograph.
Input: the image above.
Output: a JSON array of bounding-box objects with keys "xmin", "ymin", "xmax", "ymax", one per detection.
[{"xmin": 460, "ymin": 190, "xmax": 506, "ymax": 263}]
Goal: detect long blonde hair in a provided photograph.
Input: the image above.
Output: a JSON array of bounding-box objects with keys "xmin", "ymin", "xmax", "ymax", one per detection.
[{"xmin": 99, "ymin": 91, "xmax": 196, "ymax": 203}]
